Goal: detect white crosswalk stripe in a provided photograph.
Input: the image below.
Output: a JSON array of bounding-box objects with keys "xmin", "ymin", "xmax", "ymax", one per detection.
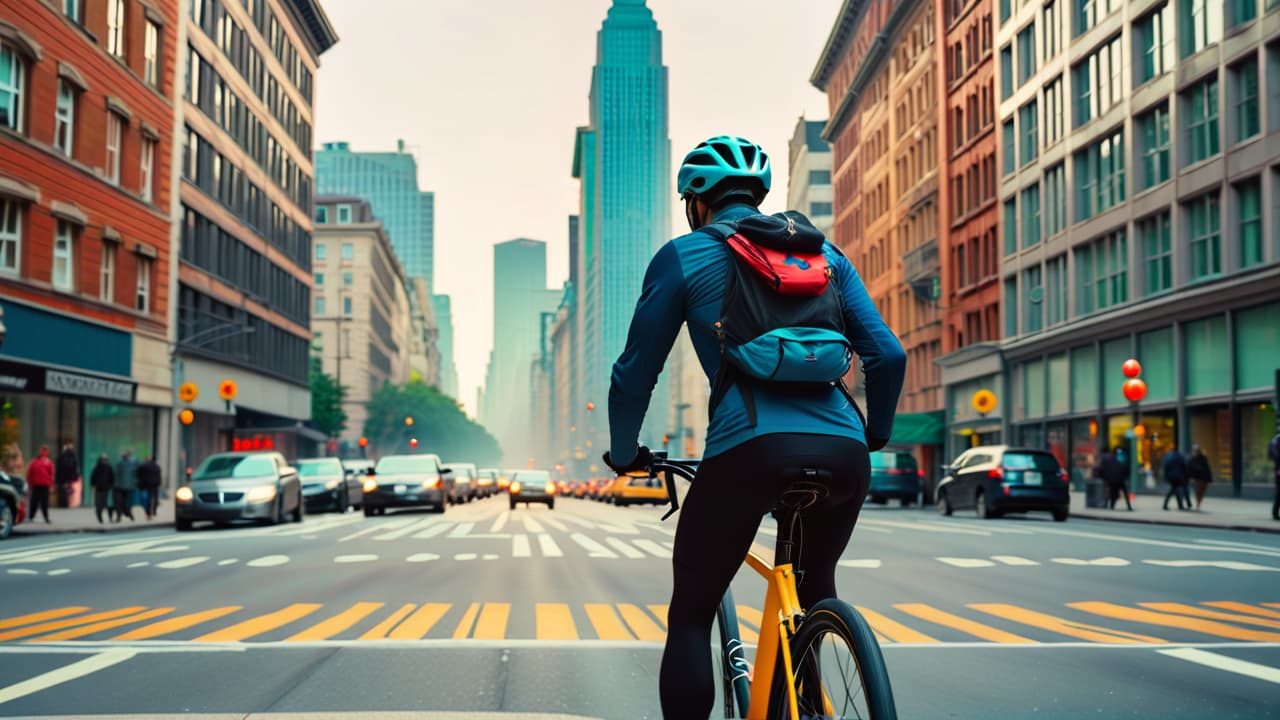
[
  {"xmin": 512, "ymin": 534, "xmax": 532, "ymax": 558},
  {"xmin": 606, "ymin": 537, "xmax": 646, "ymax": 559},
  {"xmin": 537, "ymin": 533, "xmax": 564, "ymax": 558},
  {"xmin": 570, "ymin": 533, "xmax": 618, "ymax": 558},
  {"xmin": 490, "ymin": 512, "xmax": 509, "ymax": 533},
  {"xmin": 634, "ymin": 539, "xmax": 672, "ymax": 559},
  {"xmin": 377, "ymin": 517, "xmax": 438, "ymax": 541}
]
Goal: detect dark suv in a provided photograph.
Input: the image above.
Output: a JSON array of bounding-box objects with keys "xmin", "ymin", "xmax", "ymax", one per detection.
[
  {"xmin": 868, "ymin": 450, "xmax": 921, "ymax": 506},
  {"xmin": 937, "ymin": 445, "xmax": 1070, "ymax": 522},
  {"xmin": 1, "ymin": 469, "xmax": 26, "ymax": 539}
]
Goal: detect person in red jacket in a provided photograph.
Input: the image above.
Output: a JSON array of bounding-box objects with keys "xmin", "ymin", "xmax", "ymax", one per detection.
[{"xmin": 26, "ymin": 446, "xmax": 54, "ymax": 523}]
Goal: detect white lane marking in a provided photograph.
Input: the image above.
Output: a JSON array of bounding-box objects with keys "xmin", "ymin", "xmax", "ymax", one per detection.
[
  {"xmin": 634, "ymin": 539, "xmax": 673, "ymax": 559},
  {"xmin": 90, "ymin": 542, "xmax": 190, "ymax": 559},
  {"xmin": 406, "ymin": 553, "xmax": 439, "ymax": 563},
  {"xmin": 1143, "ymin": 560, "xmax": 1280, "ymax": 572},
  {"xmin": 483, "ymin": 554, "xmax": 498, "ymax": 560},
  {"xmin": 662, "ymin": 541, "xmax": 675, "ymax": 550},
  {"xmin": 334, "ymin": 554, "xmax": 378, "ymax": 564},
  {"xmin": 0, "ymin": 536, "xmax": 118, "ymax": 562},
  {"xmin": 490, "ymin": 512, "xmax": 509, "ymax": 533},
  {"xmin": 454, "ymin": 553, "xmax": 477, "ymax": 561},
  {"xmin": 1196, "ymin": 539, "xmax": 1280, "ymax": 552},
  {"xmin": 923, "ymin": 521, "xmax": 1033, "ymax": 535},
  {"xmin": 268, "ymin": 515, "xmax": 363, "ymax": 537},
  {"xmin": 855, "ymin": 525, "xmax": 893, "ymax": 534},
  {"xmin": 46, "ymin": 569, "xmax": 71, "ymax": 576},
  {"xmin": 1026, "ymin": 526, "xmax": 1280, "ymax": 559},
  {"xmin": 606, "ymin": 537, "xmax": 646, "ymax": 559},
  {"xmin": 127, "ymin": 562, "xmax": 149, "ymax": 569},
  {"xmin": 412, "ymin": 522, "xmax": 453, "ymax": 539},
  {"xmin": 337, "ymin": 525, "xmax": 382, "ymax": 543},
  {"xmin": 376, "ymin": 517, "xmax": 437, "ymax": 541},
  {"xmin": 246, "ymin": 555, "xmax": 290, "ymax": 568},
  {"xmin": 570, "ymin": 533, "xmax": 618, "ymax": 558},
  {"xmin": 1158, "ymin": 648, "xmax": 1280, "ymax": 685},
  {"xmin": 937, "ymin": 557, "xmax": 997, "ymax": 568},
  {"xmin": 448, "ymin": 522, "xmax": 475, "ymax": 538},
  {"xmin": 0, "ymin": 649, "xmax": 136, "ymax": 705},
  {"xmin": 537, "ymin": 533, "xmax": 563, "ymax": 558},
  {"xmin": 992, "ymin": 555, "xmax": 1040, "ymax": 566},
  {"xmin": 1052, "ymin": 557, "xmax": 1130, "ymax": 566},
  {"xmin": 155, "ymin": 557, "xmax": 210, "ymax": 570},
  {"xmin": 864, "ymin": 519, "xmax": 992, "ymax": 536},
  {"xmin": 217, "ymin": 559, "xmax": 238, "ymax": 566},
  {"xmin": 838, "ymin": 559, "xmax": 883, "ymax": 569},
  {"xmin": 524, "ymin": 516, "xmax": 545, "ymax": 533},
  {"xmin": 541, "ymin": 516, "xmax": 568, "ymax": 532},
  {"xmin": 512, "ymin": 535, "xmax": 531, "ymax": 558},
  {"xmin": 6, "ymin": 569, "xmax": 38, "ymax": 575}
]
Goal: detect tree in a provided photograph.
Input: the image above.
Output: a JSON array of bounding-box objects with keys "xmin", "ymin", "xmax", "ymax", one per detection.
[
  {"xmin": 310, "ymin": 356, "xmax": 348, "ymax": 438},
  {"xmin": 364, "ymin": 379, "xmax": 502, "ymax": 465}
]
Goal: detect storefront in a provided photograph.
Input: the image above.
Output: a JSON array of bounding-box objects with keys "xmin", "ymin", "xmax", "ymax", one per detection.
[{"xmin": 939, "ymin": 344, "xmax": 1008, "ymax": 465}]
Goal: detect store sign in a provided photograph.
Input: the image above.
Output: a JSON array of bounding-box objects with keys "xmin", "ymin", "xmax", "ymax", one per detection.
[{"xmin": 0, "ymin": 359, "xmax": 136, "ymax": 403}]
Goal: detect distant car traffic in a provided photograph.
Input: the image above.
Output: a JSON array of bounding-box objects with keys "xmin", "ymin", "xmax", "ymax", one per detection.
[
  {"xmin": 445, "ymin": 462, "xmax": 478, "ymax": 503},
  {"xmin": 868, "ymin": 450, "xmax": 922, "ymax": 506},
  {"xmin": 175, "ymin": 452, "xmax": 304, "ymax": 531},
  {"xmin": 342, "ymin": 458, "xmax": 375, "ymax": 479},
  {"xmin": 476, "ymin": 468, "xmax": 499, "ymax": 498},
  {"xmin": 363, "ymin": 454, "xmax": 451, "ymax": 515},
  {"xmin": 605, "ymin": 474, "xmax": 667, "ymax": 507},
  {"xmin": 0, "ymin": 469, "xmax": 27, "ymax": 540},
  {"xmin": 508, "ymin": 469, "xmax": 555, "ymax": 510},
  {"xmin": 936, "ymin": 445, "xmax": 1070, "ymax": 522},
  {"xmin": 297, "ymin": 457, "xmax": 362, "ymax": 513}
]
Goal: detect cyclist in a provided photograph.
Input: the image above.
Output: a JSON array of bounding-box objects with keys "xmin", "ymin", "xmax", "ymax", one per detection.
[{"xmin": 603, "ymin": 135, "xmax": 906, "ymax": 718}]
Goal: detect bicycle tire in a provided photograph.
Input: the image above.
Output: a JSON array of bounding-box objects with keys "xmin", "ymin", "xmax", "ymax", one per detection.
[
  {"xmin": 713, "ymin": 588, "xmax": 752, "ymax": 718},
  {"xmin": 767, "ymin": 598, "xmax": 897, "ymax": 720}
]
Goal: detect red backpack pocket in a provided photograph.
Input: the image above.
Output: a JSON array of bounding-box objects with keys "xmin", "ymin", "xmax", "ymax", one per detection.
[{"xmin": 726, "ymin": 233, "xmax": 829, "ymax": 297}]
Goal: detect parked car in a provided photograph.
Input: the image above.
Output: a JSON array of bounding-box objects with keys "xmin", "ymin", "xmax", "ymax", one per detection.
[
  {"xmin": 297, "ymin": 457, "xmax": 362, "ymax": 513},
  {"xmin": 363, "ymin": 454, "xmax": 451, "ymax": 516},
  {"xmin": 445, "ymin": 462, "xmax": 478, "ymax": 503},
  {"xmin": 868, "ymin": 450, "xmax": 922, "ymax": 506},
  {"xmin": 936, "ymin": 445, "xmax": 1070, "ymax": 522},
  {"xmin": 476, "ymin": 468, "xmax": 498, "ymax": 498},
  {"xmin": 508, "ymin": 469, "xmax": 555, "ymax": 509},
  {"xmin": 1, "ymin": 469, "xmax": 27, "ymax": 540},
  {"xmin": 175, "ymin": 452, "xmax": 304, "ymax": 531},
  {"xmin": 606, "ymin": 473, "xmax": 667, "ymax": 507},
  {"xmin": 342, "ymin": 458, "xmax": 375, "ymax": 479}
]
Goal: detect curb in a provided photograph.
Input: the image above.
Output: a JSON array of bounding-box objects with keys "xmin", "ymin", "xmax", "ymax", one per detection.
[{"xmin": 1068, "ymin": 510, "xmax": 1280, "ymax": 534}]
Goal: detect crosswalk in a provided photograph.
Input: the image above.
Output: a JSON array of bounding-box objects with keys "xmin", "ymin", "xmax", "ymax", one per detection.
[{"xmin": 2, "ymin": 600, "xmax": 1277, "ymax": 646}]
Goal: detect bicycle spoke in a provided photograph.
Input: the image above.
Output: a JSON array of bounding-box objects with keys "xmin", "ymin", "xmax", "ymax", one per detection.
[{"xmin": 791, "ymin": 630, "xmax": 869, "ymax": 720}]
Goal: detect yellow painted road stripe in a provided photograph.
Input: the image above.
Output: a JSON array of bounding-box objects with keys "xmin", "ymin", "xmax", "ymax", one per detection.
[
  {"xmin": 452, "ymin": 603, "xmax": 481, "ymax": 640},
  {"xmin": 735, "ymin": 605, "xmax": 762, "ymax": 644},
  {"xmin": 1264, "ymin": 603, "xmax": 1280, "ymax": 610},
  {"xmin": 0, "ymin": 607, "xmax": 147, "ymax": 643},
  {"xmin": 893, "ymin": 604, "xmax": 1035, "ymax": 643},
  {"xmin": 647, "ymin": 604, "xmax": 669, "ymax": 630},
  {"xmin": 286, "ymin": 602, "xmax": 384, "ymax": 642},
  {"xmin": 386, "ymin": 603, "xmax": 450, "ymax": 640},
  {"xmin": 536, "ymin": 603, "xmax": 579, "ymax": 640},
  {"xmin": 358, "ymin": 603, "xmax": 416, "ymax": 640},
  {"xmin": 114, "ymin": 607, "xmax": 242, "ymax": 640},
  {"xmin": 0, "ymin": 607, "xmax": 91, "ymax": 631},
  {"xmin": 584, "ymin": 603, "xmax": 634, "ymax": 640},
  {"xmin": 617, "ymin": 604, "xmax": 665, "ymax": 641},
  {"xmin": 1204, "ymin": 602, "xmax": 1280, "ymax": 620},
  {"xmin": 855, "ymin": 606, "xmax": 938, "ymax": 644},
  {"xmin": 32, "ymin": 608, "xmax": 174, "ymax": 642},
  {"xmin": 194, "ymin": 604, "xmax": 322, "ymax": 642},
  {"xmin": 969, "ymin": 604, "xmax": 1164, "ymax": 644},
  {"xmin": 473, "ymin": 603, "xmax": 510, "ymax": 640},
  {"xmin": 1142, "ymin": 602, "xmax": 1280, "ymax": 629},
  {"xmin": 1069, "ymin": 602, "xmax": 1280, "ymax": 642}
]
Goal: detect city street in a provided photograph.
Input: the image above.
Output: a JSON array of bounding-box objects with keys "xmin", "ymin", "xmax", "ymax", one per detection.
[{"xmin": 1, "ymin": 495, "xmax": 1278, "ymax": 719}]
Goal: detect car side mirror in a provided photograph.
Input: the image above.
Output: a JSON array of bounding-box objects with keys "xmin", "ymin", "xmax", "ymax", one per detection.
[{"xmin": 441, "ymin": 468, "xmax": 454, "ymax": 476}]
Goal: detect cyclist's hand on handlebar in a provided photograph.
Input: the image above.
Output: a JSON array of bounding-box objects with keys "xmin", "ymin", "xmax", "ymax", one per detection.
[{"xmin": 603, "ymin": 445, "xmax": 653, "ymax": 475}]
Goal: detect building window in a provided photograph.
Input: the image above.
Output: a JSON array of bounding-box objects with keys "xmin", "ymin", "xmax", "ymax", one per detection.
[
  {"xmin": 1181, "ymin": 0, "xmax": 1223, "ymax": 58},
  {"xmin": 341, "ymin": 242, "xmax": 353, "ymax": 260},
  {"xmin": 1001, "ymin": 0, "xmax": 1012, "ymax": 24},
  {"xmin": 1075, "ymin": 229, "xmax": 1127, "ymax": 315},
  {"xmin": 107, "ymin": 0, "xmax": 126, "ymax": 59},
  {"xmin": 1002, "ymin": 120, "xmax": 1016, "ymax": 174},
  {"xmin": 105, "ymin": 112, "xmax": 123, "ymax": 185},
  {"xmin": 144, "ymin": 21, "xmax": 160, "ymax": 88},
  {"xmin": 1136, "ymin": 6, "xmax": 1173, "ymax": 84},
  {"xmin": 0, "ymin": 43, "xmax": 25, "ymax": 132},
  {"xmin": 1018, "ymin": 100, "xmax": 1038, "ymax": 165},
  {"xmin": 809, "ymin": 170, "xmax": 831, "ymax": 185},
  {"xmin": 136, "ymin": 257, "xmax": 152, "ymax": 313},
  {"xmin": 1022, "ymin": 184, "xmax": 1041, "ymax": 248},
  {"xmin": 1229, "ymin": 0, "xmax": 1256, "ymax": 26},
  {"xmin": 1045, "ymin": 254, "xmax": 1068, "ymax": 326},
  {"xmin": 1004, "ymin": 277, "xmax": 1018, "ymax": 336},
  {"xmin": 342, "ymin": 271, "xmax": 353, "ymax": 286},
  {"xmin": 52, "ymin": 221, "xmax": 74, "ymax": 291},
  {"xmin": 1044, "ymin": 0, "xmax": 1063, "ymax": 61},
  {"xmin": 1232, "ymin": 59, "xmax": 1259, "ymax": 143},
  {"xmin": 316, "ymin": 243, "xmax": 327, "ymax": 260},
  {"xmin": 1003, "ymin": 199, "xmax": 1017, "ymax": 255},
  {"xmin": 54, "ymin": 81, "xmax": 75, "ymax": 157},
  {"xmin": 315, "ymin": 296, "xmax": 326, "ymax": 315},
  {"xmin": 1186, "ymin": 192, "xmax": 1221, "ymax": 280},
  {"xmin": 1023, "ymin": 265, "xmax": 1043, "ymax": 333},
  {"xmin": 315, "ymin": 206, "xmax": 328, "ymax": 224},
  {"xmin": 810, "ymin": 201, "xmax": 833, "ymax": 216},
  {"xmin": 343, "ymin": 296, "xmax": 353, "ymax": 315},
  {"xmin": 1137, "ymin": 104, "xmax": 1170, "ymax": 190},
  {"xmin": 0, "ymin": 197, "xmax": 21, "ymax": 275},
  {"xmin": 64, "ymin": 0, "xmax": 81, "ymax": 22},
  {"xmin": 337, "ymin": 204, "xmax": 352, "ymax": 224},
  {"xmin": 1139, "ymin": 212, "xmax": 1172, "ymax": 295},
  {"xmin": 100, "ymin": 243, "xmax": 115, "ymax": 302},
  {"xmin": 1235, "ymin": 178, "xmax": 1262, "ymax": 268},
  {"xmin": 1000, "ymin": 45, "xmax": 1013, "ymax": 99},
  {"xmin": 1017, "ymin": 23, "xmax": 1036, "ymax": 85},
  {"xmin": 140, "ymin": 139, "xmax": 155, "ymax": 202},
  {"xmin": 1073, "ymin": 129, "xmax": 1125, "ymax": 221},
  {"xmin": 314, "ymin": 272, "xmax": 324, "ymax": 285},
  {"xmin": 1043, "ymin": 76, "xmax": 1064, "ymax": 146},
  {"xmin": 1075, "ymin": 0, "xmax": 1117, "ymax": 36},
  {"xmin": 1073, "ymin": 35, "xmax": 1123, "ymax": 127},
  {"xmin": 1184, "ymin": 75, "xmax": 1220, "ymax": 165},
  {"xmin": 1044, "ymin": 163, "xmax": 1067, "ymax": 236}
]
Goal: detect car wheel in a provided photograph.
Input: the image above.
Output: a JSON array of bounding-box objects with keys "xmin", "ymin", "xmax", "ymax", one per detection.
[
  {"xmin": 548, "ymin": 500, "xmax": 555, "ymax": 510},
  {"xmin": 975, "ymin": 490, "xmax": 991, "ymax": 519},
  {"xmin": 175, "ymin": 517, "xmax": 192, "ymax": 532},
  {"xmin": 901, "ymin": 496, "xmax": 914, "ymax": 507},
  {"xmin": 509, "ymin": 500, "xmax": 516, "ymax": 510},
  {"xmin": 1052, "ymin": 508, "xmax": 1069, "ymax": 522},
  {"xmin": 363, "ymin": 505, "xmax": 375, "ymax": 517},
  {"xmin": 337, "ymin": 486, "xmax": 349, "ymax": 513},
  {"xmin": 937, "ymin": 489, "xmax": 952, "ymax": 516},
  {"xmin": 432, "ymin": 503, "xmax": 446, "ymax": 514},
  {"xmin": 0, "ymin": 500, "xmax": 13, "ymax": 540},
  {"xmin": 292, "ymin": 493, "xmax": 304, "ymax": 523}
]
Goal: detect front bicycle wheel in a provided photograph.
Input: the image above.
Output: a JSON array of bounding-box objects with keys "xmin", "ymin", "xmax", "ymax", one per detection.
[
  {"xmin": 713, "ymin": 589, "xmax": 752, "ymax": 718},
  {"xmin": 768, "ymin": 598, "xmax": 896, "ymax": 720}
]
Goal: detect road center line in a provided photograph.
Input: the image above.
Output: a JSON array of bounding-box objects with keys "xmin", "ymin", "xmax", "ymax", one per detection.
[
  {"xmin": 1158, "ymin": 647, "xmax": 1280, "ymax": 685},
  {"xmin": 0, "ymin": 650, "xmax": 136, "ymax": 705}
]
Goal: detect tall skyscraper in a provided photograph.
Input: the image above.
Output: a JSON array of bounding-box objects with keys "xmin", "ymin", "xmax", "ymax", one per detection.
[
  {"xmin": 786, "ymin": 117, "xmax": 835, "ymax": 237},
  {"xmin": 575, "ymin": 0, "xmax": 672, "ymax": 449},
  {"xmin": 431, "ymin": 294, "xmax": 458, "ymax": 398}
]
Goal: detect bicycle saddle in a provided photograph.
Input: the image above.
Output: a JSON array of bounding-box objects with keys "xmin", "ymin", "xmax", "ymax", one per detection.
[{"xmin": 778, "ymin": 468, "xmax": 832, "ymax": 511}]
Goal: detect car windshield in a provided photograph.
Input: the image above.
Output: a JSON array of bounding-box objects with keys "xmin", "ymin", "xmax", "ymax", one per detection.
[
  {"xmin": 375, "ymin": 456, "xmax": 437, "ymax": 474},
  {"xmin": 870, "ymin": 452, "xmax": 917, "ymax": 470},
  {"xmin": 193, "ymin": 455, "xmax": 275, "ymax": 480},
  {"xmin": 297, "ymin": 459, "xmax": 343, "ymax": 477},
  {"xmin": 514, "ymin": 471, "xmax": 551, "ymax": 483},
  {"xmin": 1003, "ymin": 452, "xmax": 1061, "ymax": 473}
]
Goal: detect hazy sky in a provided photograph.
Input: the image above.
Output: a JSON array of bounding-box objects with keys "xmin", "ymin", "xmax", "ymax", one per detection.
[{"xmin": 313, "ymin": 0, "xmax": 844, "ymax": 416}]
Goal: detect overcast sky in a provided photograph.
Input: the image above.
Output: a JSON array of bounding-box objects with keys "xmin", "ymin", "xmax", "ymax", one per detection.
[{"xmin": 313, "ymin": 0, "xmax": 844, "ymax": 417}]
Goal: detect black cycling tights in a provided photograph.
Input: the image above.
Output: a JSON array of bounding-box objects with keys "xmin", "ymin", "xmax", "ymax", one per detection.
[{"xmin": 659, "ymin": 433, "xmax": 871, "ymax": 719}]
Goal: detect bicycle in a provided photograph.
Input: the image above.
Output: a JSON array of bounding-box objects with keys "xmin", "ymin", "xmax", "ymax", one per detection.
[{"xmin": 649, "ymin": 452, "xmax": 897, "ymax": 720}]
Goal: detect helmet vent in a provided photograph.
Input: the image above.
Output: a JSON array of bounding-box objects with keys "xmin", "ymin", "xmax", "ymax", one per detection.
[
  {"xmin": 710, "ymin": 142, "xmax": 736, "ymax": 164},
  {"xmin": 691, "ymin": 177, "xmax": 706, "ymax": 188},
  {"xmin": 685, "ymin": 153, "xmax": 716, "ymax": 166},
  {"xmin": 742, "ymin": 145, "xmax": 757, "ymax": 167}
]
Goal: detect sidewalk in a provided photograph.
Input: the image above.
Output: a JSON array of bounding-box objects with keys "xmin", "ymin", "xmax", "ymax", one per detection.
[
  {"xmin": 1069, "ymin": 490, "xmax": 1279, "ymax": 533},
  {"xmin": 12, "ymin": 498, "xmax": 174, "ymax": 536}
]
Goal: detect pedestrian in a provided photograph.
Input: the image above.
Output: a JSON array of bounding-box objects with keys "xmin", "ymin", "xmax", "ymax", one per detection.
[
  {"xmin": 137, "ymin": 455, "xmax": 162, "ymax": 521},
  {"xmin": 1162, "ymin": 445, "xmax": 1191, "ymax": 511},
  {"xmin": 90, "ymin": 454, "xmax": 116, "ymax": 523},
  {"xmin": 1188, "ymin": 444, "xmax": 1213, "ymax": 511},
  {"xmin": 1269, "ymin": 430, "xmax": 1280, "ymax": 521},
  {"xmin": 114, "ymin": 448, "xmax": 138, "ymax": 522},
  {"xmin": 54, "ymin": 442, "xmax": 80, "ymax": 508},
  {"xmin": 25, "ymin": 446, "xmax": 54, "ymax": 523},
  {"xmin": 1095, "ymin": 447, "xmax": 1131, "ymax": 510}
]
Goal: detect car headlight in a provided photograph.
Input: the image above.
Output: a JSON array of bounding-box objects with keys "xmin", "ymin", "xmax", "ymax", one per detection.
[
  {"xmin": 545, "ymin": 482, "xmax": 556, "ymax": 494},
  {"xmin": 363, "ymin": 478, "xmax": 378, "ymax": 492},
  {"xmin": 422, "ymin": 478, "xmax": 440, "ymax": 488},
  {"xmin": 325, "ymin": 478, "xmax": 341, "ymax": 490},
  {"xmin": 245, "ymin": 486, "xmax": 278, "ymax": 503},
  {"xmin": 175, "ymin": 486, "xmax": 193, "ymax": 503},
  {"xmin": 510, "ymin": 481, "xmax": 521, "ymax": 494}
]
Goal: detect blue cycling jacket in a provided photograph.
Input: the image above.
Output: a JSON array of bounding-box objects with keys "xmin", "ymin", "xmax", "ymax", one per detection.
[{"xmin": 608, "ymin": 203, "xmax": 907, "ymax": 461}]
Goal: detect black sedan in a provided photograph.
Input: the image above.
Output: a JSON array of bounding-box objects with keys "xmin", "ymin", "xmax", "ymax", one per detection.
[
  {"xmin": 175, "ymin": 452, "xmax": 304, "ymax": 530},
  {"xmin": 297, "ymin": 457, "xmax": 362, "ymax": 513},
  {"xmin": 936, "ymin": 445, "xmax": 1070, "ymax": 522},
  {"xmin": 362, "ymin": 454, "xmax": 451, "ymax": 516},
  {"xmin": 508, "ymin": 469, "xmax": 555, "ymax": 510}
]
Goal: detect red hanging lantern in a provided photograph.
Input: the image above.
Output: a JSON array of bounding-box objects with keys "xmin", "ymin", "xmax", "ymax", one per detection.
[
  {"xmin": 409, "ymin": 437, "xmax": 419, "ymax": 449},
  {"xmin": 1122, "ymin": 359, "xmax": 1142, "ymax": 378},
  {"xmin": 1122, "ymin": 378, "xmax": 1148, "ymax": 402}
]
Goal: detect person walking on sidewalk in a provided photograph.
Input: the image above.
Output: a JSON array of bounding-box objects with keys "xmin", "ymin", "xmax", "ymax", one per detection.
[
  {"xmin": 1269, "ymin": 431, "xmax": 1279, "ymax": 521},
  {"xmin": 54, "ymin": 443, "xmax": 80, "ymax": 508},
  {"xmin": 1095, "ymin": 448, "xmax": 1131, "ymax": 510},
  {"xmin": 1162, "ymin": 446, "xmax": 1191, "ymax": 511},
  {"xmin": 90, "ymin": 454, "xmax": 116, "ymax": 523},
  {"xmin": 1188, "ymin": 444, "xmax": 1213, "ymax": 511},
  {"xmin": 137, "ymin": 455, "xmax": 161, "ymax": 521},
  {"xmin": 114, "ymin": 449, "xmax": 138, "ymax": 522},
  {"xmin": 25, "ymin": 446, "xmax": 54, "ymax": 523}
]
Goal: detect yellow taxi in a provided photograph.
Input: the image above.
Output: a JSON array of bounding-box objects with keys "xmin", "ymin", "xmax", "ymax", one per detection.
[{"xmin": 606, "ymin": 472, "xmax": 668, "ymax": 507}]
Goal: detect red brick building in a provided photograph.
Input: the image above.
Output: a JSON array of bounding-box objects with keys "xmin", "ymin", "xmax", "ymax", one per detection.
[{"xmin": 0, "ymin": 0, "xmax": 178, "ymax": 486}]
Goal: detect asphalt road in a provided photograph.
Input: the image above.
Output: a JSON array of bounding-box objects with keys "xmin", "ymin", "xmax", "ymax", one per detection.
[{"xmin": 1, "ymin": 493, "xmax": 1278, "ymax": 719}]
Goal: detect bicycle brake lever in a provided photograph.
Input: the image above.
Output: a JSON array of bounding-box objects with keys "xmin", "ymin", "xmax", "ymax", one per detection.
[{"xmin": 660, "ymin": 469, "xmax": 679, "ymax": 521}]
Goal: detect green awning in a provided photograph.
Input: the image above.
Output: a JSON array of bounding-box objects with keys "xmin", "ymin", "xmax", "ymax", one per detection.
[{"xmin": 889, "ymin": 410, "xmax": 945, "ymax": 445}]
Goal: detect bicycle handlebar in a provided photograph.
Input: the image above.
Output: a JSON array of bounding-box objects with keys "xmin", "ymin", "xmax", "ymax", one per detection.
[{"xmin": 644, "ymin": 451, "xmax": 700, "ymax": 520}]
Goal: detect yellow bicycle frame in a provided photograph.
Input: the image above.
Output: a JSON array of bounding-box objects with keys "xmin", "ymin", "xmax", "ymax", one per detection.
[{"xmin": 743, "ymin": 549, "xmax": 804, "ymax": 720}]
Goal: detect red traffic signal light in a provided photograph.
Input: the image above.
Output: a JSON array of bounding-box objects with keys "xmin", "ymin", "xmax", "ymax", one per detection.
[{"xmin": 409, "ymin": 437, "xmax": 419, "ymax": 448}]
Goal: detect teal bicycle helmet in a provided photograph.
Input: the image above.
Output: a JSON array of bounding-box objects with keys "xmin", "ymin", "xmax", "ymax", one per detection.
[{"xmin": 677, "ymin": 136, "xmax": 772, "ymax": 204}]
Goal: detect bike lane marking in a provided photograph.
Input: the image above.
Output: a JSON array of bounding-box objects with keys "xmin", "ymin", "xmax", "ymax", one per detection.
[
  {"xmin": 1157, "ymin": 647, "xmax": 1280, "ymax": 685},
  {"xmin": 0, "ymin": 649, "xmax": 136, "ymax": 705}
]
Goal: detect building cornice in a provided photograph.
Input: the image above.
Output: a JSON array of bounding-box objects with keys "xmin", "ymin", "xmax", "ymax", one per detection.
[
  {"xmin": 822, "ymin": 0, "xmax": 923, "ymax": 142},
  {"xmin": 280, "ymin": 0, "xmax": 339, "ymax": 58},
  {"xmin": 810, "ymin": 0, "xmax": 865, "ymax": 90}
]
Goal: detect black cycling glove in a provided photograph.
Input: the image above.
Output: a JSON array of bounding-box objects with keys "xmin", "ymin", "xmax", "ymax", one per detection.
[
  {"xmin": 866, "ymin": 436, "xmax": 889, "ymax": 453},
  {"xmin": 603, "ymin": 445, "xmax": 653, "ymax": 475}
]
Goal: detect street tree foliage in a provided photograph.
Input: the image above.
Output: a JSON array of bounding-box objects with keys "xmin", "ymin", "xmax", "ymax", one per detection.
[
  {"xmin": 310, "ymin": 356, "xmax": 348, "ymax": 439},
  {"xmin": 364, "ymin": 380, "xmax": 502, "ymax": 465}
]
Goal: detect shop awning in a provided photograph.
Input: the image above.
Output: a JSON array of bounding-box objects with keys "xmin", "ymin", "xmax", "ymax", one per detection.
[{"xmin": 889, "ymin": 410, "xmax": 945, "ymax": 446}]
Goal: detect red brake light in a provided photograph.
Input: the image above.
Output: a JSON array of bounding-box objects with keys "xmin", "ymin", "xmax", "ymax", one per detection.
[
  {"xmin": 1002, "ymin": 483, "xmax": 1011, "ymax": 496},
  {"xmin": 987, "ymin": 467, "xmax": 1004, "ymax": 479},
  {"xmin": 917, "ymin": 469, "xmax": 925, "ymax": 478},
  {"xmin": 1059, "ymin": 469, "xmax": 1069, "ymax": 483}
]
